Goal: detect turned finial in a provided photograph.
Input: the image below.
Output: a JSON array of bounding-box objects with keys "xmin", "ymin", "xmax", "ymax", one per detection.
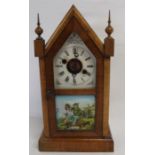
[
  {"xmin": 105, "ymin": 10, "xmax": 113, "ymax": 37},
  {"xmin": 35, "ymin": 13, "xmax": 43, "ymax": 39}
]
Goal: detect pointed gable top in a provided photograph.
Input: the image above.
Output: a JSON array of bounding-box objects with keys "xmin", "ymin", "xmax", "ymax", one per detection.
[{"xmin": 45, "ymin": 5, "xmax": 104, "ymax": 55}]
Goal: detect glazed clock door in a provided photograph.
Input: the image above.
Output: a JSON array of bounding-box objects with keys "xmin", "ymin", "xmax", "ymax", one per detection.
[
  {"xmin": 45, "ymin": 32, "xmax": 103, "ymax": 138},
  {"xmin": 53, "ymin": 33, "xmax": 96, "ymax": 89}
]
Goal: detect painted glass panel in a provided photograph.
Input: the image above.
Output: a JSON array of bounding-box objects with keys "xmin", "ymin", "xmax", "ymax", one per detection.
[{"xmin": 56, "ymin": 95, "xmax": 96, "ymax": 130}]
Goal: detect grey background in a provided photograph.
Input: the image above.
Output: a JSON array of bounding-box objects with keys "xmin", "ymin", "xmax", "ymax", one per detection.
[{"xmin": 29, "ymin": 0, "xmax": 125, "ymax": 155}]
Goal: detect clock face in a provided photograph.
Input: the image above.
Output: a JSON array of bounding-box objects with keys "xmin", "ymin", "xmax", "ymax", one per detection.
[{"xmin": 53, "ymin": 33, "xmax": 96, "ymax": 89}]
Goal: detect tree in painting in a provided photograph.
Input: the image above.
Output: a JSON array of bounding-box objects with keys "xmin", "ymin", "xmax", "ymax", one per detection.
[{"xmin": 56, "ymin": 102, "xmax": 95, "ymax": 130}]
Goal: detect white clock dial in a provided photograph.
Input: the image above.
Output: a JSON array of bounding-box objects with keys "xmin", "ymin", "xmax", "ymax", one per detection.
[{"xmin": 53, "ymin": 33, "xmax": 96, "ymax": 89}]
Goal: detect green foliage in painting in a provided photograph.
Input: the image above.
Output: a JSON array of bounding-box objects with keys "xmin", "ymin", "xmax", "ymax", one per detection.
[{"xmin": 56, "ymin": 102, "xmax": 95, "ymax": 130}]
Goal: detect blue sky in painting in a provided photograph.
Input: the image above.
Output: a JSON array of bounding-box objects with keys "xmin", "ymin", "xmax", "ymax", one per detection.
[{"xmin": 56, "ymin": 95, "xmax": 95, "ymax": 118}]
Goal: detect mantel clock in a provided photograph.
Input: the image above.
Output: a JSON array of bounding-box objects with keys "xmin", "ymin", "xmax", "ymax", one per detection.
[{"xmin": 34, "ymin": 5, "xmax": 115, "ymax": 152}]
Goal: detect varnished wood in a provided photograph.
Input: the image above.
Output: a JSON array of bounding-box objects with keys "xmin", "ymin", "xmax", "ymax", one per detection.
[
  {"xmin": 39, "ymin": 126, "xmax": 113, "ymax": 152},
  {"xmin": 34, "ymin": 39, "xmax": 45, "ymax": 57},
  {"xmin": 34, "ymin": 5, "xmax": 115, "ymax": 152},
  {"xmin": 103, "ymin": 58, "xmax": 111, "ymax": 136},
  {"xmin": 44, "ymin": 17, "xmax": 104, "ymax": 137},
  {"xmin": 38, "ymin": 57, "xmax": 50, "ymax": 137},
  {"xmin": 55, "ymin": 89, "xmax": 96, "ymax": 95},
  {"xmin": 45, "ymin": 5, "xmax": 104, "ymax": 56},
  {"xmin": 35, "ymin": 13, "xmax": 43, "ymax": 39},
  {"xmin": 72, "ymin": 18, "xmax": 103, "ymax": 58},
  {"xmin": 104, "ymin": 10, "xmax": 114, "ymax": 56},
  {"xmin": 72, "ymin": 5, "xmax": 104, "ymax": 54},
  {"xmin": 104, "ymin": 37, "xmax": 114, "ymax": 56},
  {"xmin": 96, "ymin": 58, "xmax": 104, "ymax": 136},
  {"xmin": 34, "ymin": 14, "xmax": 45, "ymax": 57}
]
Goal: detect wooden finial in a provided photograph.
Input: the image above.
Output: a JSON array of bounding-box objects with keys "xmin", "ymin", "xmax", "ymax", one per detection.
[
  {"xmin": 105, "ymin": 10, "xmax": 113, "ymax": 37},
  {"xmin": 35, "ymin": 13, "xmax": 43, "ymax": 39}
]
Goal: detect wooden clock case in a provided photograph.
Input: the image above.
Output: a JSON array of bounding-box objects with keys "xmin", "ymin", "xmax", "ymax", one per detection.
[{"xmin": 34, "ymin": 5, "xmax": 114, "ymax": 152}]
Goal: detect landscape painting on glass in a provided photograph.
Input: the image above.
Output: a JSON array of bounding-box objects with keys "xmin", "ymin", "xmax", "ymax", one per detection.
[{"xmin": 56, "ymin": 95, "xmax": 96, "ymax": 130}]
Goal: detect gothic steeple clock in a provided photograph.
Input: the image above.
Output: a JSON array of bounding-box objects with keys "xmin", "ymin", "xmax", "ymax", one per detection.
[{"xmin": 34, "ymin": 5, "xmax": 114, "ymax": 152}]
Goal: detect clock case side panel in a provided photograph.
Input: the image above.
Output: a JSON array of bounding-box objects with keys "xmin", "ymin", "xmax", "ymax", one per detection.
[
  {"xmin": 103, "ymin": 57, "xmax": 112, "ymax": 137},
  {"xmin": 33, "ymin": 37, "xmax": 51, "ymax": 137},
  {"xmin": 38, "ymin": 57, "xmax": 51, "ymax": 137},
  {"xmin": 44, "ymin": 17, "xmax": 106, "ymax": 138}
]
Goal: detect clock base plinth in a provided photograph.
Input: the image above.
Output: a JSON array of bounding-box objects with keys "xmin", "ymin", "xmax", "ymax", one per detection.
[{"xmin": 39, "ymin": 132, "xmax": 114, "ymax": 152}]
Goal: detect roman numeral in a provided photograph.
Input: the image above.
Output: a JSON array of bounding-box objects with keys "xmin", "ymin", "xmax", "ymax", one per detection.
[
  {"xmin": 73, "ymin": 47, "xmax": 79, "ymax": 57},
  {"xmin": 80, "ymin": 50, "xmax": 84, "ymax": 56},
  {"xmin": 86, "ymin": 71, "xmax": 91, "ymax": 76},
  {"xmin": 81, "ymin": 77, "xmax": 85, "ymax": 82},
  {"xmin": 56, "ymin": 65, "xmax": 63, "ymax": 67},
  {"xmin": 73, "ymin": 78, "xmax": 76, "ymax": 84},
  {"xmin": 56, "ymin": 80, "xmax": 61, "ymax": 85},
  {"xmin": 64, "ymin": 50, "xmax": 69, "ymax": 56},
  {"xmin": 73, "ymin": 47, "xmax": 77, "ymax": 53},
  {"xmin": 72, "ymin": 74, "xmax": 77, "ymax": 85},
  {"xmin": 85, "ymin": 57, "xmax": 91, "ymax": 61},
  {"xmin": 58, "ymin": 57, "xmax": 63, "ymax": 60},
  {"xmin": 59, "ymin": 71, "xmax": 64, "ymax": 76},
  {"xmin": 65, "ymin": 76, "xmax": 69, "ymax": 82},
  {"xmin": 87, "ymin": 65, "xmax": 94, "ymax": 68}
]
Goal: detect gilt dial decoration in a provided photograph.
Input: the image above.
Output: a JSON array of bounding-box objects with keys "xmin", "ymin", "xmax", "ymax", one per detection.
[{"xmin": 53, "ymin": 33, "xmax": 96, "ymax": 89}]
